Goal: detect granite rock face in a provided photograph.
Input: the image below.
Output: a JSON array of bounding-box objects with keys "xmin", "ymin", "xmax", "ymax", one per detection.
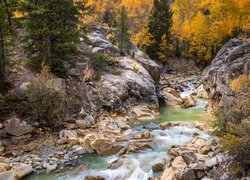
[{"xmin": 202, "ymin": 39, "xmax": 250, "ymax": 109}]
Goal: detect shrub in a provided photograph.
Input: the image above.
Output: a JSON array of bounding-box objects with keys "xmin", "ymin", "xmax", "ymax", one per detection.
[
  {"xmin": 25, "ymin": 65, "xmax": 65, "ymax": 128},
  {"xmin": 213, "ymin": 75, "xmax": 250, "ymax": 177}
]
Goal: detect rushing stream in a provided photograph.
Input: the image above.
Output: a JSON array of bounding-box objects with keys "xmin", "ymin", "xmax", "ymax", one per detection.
[{"xmin": 27, "ymin": 86, "xmax": 211, "ymax": 180}]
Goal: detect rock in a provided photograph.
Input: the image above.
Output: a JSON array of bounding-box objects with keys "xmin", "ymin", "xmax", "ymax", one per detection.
[
  {"xmin": 84, "ymin": 175, "xmax": 105, "ymax": 180},
  {"xmin": 194, "ymin": 122, "xmax": 205, "ymax": 131},
  {"xmin": 202, "ymin": 39, "xmax": 250, "ymax": 109},
  {"xmin": 196, "ymin": 170, "xmax": 206, "ymax": 179},
  {"xmin": 114, "ymin": 117, "xmax": 130, "ymax": 129},
  {"xmin": 89, "ymin": 56, "xmax": 159, "ymax": 111},
  {"xmin": 72, "ymin": 145, "xmax": 86, "ymax": 155},
  {"xmin": 182, "ymin": 151, "xmax": 197, "ymax": 165},
  {"xmin": 123, "ymin": 129, "xmax": 132, "ymax": 136},
  {"xmin": 152, "ymin": 161, "xmax": 165, "ymax": 172},
  {"xmin": 84, "ymin": 115, "xmax": 95, "ymax": 125},
  {"xmin": 16, "ymin": 82, "xmax": 30, "ymax": 99},
  {"xmin": 198, "ymin": 146, "xmax": 212, "ymax": 155},
  {"xmin": 0, "ymin": 162, "xmax": 10, "ymax": 173},
  {"xmin": 21, "ymin": 142, "xmax": 38, "ymax": 152},
  {"xmin": 65, "ymin": 123, "xmax": 76, "ymax": 129},
  {"xmin": 188, "ymin": 162, "xmax": 205, "ymax": 170},
  {"xmin": 101, "ymin": 145, "xmax": 123, "ymax": 156},
  {"xmin": 131, "ymin": 44, "xmax": 161, "ymax": 83},
  {"xmin": 69, "ymin": 68, "xmax": 80, "ymax": 76},
  {"xmin": 90, "ymin": 137, "xmax": 113, "ymax": 155},
  {"xmin": 76, "ymin": 120, "xmax": 90, "ymax": 129},
  {"xmin": 0, "ymin": 171, "xmax": 15, "ymax": 180},
  {"xmin": 182, "ymin": 168, "xmax": 196, "ymax": 180},
  {"xmin": 0, "ymin": 157, "xmax": 9, "ymax": 164},
  {"xmin": 130, "ymin": 104, "xmax": 158, "ymax": 120},
  {"xmin": 160, "ymin": 122, "xmax": 172, "ymax": 129},
  {"xmin": 191, "ymin": 136, "xmax": 206, "ymax": 148},
  {"xmin": 181, "ymin": 95, "xmax": 196, "ymax": 108},
  {"xmin": 195, "ymin": 85, "xmax": 208, "ymax": 99},
  {"xmin": 133, "ymin": 134, "xmax": 142, "ymax": 139},
  {"xmin": 161, "ymin": 167, "xmax": 175, "ymax": 180},
  {"xmin": 0, "ymin": 128, "xmax": 6, "ymax": 137},
  {"xmin": 0, "ymin": 147, "xmax": 5, "ymax": 155},
  {"xmin": 13, "ymin": 164, "xmax": 34, "ymax": 179},
  {"xmin": 161, "ymin": 88, "xmax": 183, "ymax": 107},
  {"xmin": 142, "ymin": 131, "xmax": 150, "ymax": 138},
  {"xmin": 205, "ymin": 156, "xmax": 218, "ymax": 168},
  {"xmin": 171, "ymin": 156, "xmax": 187, "ymax": 177},
  {"xmin": 60, "ymin": 129, "xmax": 77, "ymax": 139},
  {"xmin": 4, "ymin": 118, "xmax": 33, "ymax": 136},
  {"xmin": 42, "ymin": 162, "xmax": 57, "ymax": 172}
]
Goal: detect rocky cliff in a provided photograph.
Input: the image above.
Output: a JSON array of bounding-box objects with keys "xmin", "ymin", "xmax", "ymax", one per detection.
[{"xmin": 202, "ymin": 39, "xmax": 250, "ymax": 110}]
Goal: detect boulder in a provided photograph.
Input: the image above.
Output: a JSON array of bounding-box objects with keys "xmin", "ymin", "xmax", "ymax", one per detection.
[
  {"xmin": 16, "ymin": 82, "xmax": 30, "ymax": 99},
  {"xmin": 130, "ymin": 105, "xmax": 159, "ymax": 120},
  {"xmin": 181, "ymin": 95, "xmax": 196, "ymax": 108},
  {"xmin": 13, "ymin": 164, "xmax": 34, "ymax": 179},
  {"xmin": 161, "ymin": 88, "xmax": 183, "ymax": 107},
  {"xmin": 152, "ymin": 161, "xmax": 165, "ymax": 172},
  {"xmin": 194, "ymin": 122, "xmax": 205, "ymax": 131},
  {"xmin": 0, "ymin": 171, "xmax": 15, "ymax": 180},
  {"xmin": 205, "ymin": 156, "xmax": 219, "ymax": 168},
  {"xmin": 160, "ymin": 122, "xmax": 172, "ymax": 129},
  {"xmin": 182, "ymin": 168, "xmax": 196, "ymax": 180},
  {"xmin": 182, "ymin": 151, "xmax": 198, "ymax": 165},
  {"xmin": 0, "ymin": 162, "xmax": 10, "ymax": 173},
  {"xmin": 90, "ymin": 138, "xmax": 113, "ymax": 155},
  {"xmin": 161, "ymin": 167, "xmax": 175, "ymax": 180},
  {"xmin": 4, "ymin": 118, "xmax": 33, "ymax": 136},
  {"xmin": 195, "ymin": 85, "xmax": 208, "ymax": 99},
  {"xmin": 76, "ymin": 120, "xmax": 90, "ymax": 129}
]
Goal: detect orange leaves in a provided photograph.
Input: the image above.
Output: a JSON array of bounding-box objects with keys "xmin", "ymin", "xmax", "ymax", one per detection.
[{"xmin": 230, "ymin": 75, "xmax": 250, "ymax": 95}]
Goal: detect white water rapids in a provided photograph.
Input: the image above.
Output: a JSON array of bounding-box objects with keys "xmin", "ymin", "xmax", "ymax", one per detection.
[{"xmin": 27, "ymin": 83, "xmax": 210, "ymax": 180}]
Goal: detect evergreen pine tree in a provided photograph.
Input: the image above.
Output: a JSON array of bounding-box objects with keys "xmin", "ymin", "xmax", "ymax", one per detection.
[
  {"xmin": 19, "ymin": 0, "xmax": 88, "ymax": 77},
  {"xmin": 116, "ymin": 6, "xmax": 130, "ymax": 55},
  {"xmin": 0, "ymin": 0, "xmax": 15, "ymax": 92},
  {"xmin": 103, "ymin": 6, "xmax": 116, "ymax": 27},
  {"xmin": 146, "ymin": 0, "xmax": 173, "ymax": 62}
]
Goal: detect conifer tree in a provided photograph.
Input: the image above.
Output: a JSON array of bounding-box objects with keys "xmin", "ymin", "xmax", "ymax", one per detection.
[
  {"xmin": 0, "ymin": 0, "xmax": 15, "ymax": 91},
  {"xmin": 116, "ymin": 6, "xmax": 130, "ymax": 55},
  {"xmin": 19, "ymin": 0, "xmax": 88, "ymax": 77},
  {"xmin": 103, "ymin": 6, "xmax": 116, "ymax": 27},
  {"xmin": 146, "ymin": 0, "xmax": 173, "ymax": 62}
]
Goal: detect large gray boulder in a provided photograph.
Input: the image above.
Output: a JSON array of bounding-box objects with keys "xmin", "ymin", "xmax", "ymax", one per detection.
[
  {"xmin": 4, "ymin": 118, "xmax": 33, "ymax": 136},
  {"xmin": 202, "ymin": 39, "xmax": 250, "ymax": 108},
  {"xmin": 88, "ymin": 57, "xmax": 158, "ymax": 112}
]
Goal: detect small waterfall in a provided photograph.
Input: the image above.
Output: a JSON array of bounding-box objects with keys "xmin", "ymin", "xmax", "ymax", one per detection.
[{"xmin": 180, "ymin": 82, "xmax": 195, "ymax": 98}]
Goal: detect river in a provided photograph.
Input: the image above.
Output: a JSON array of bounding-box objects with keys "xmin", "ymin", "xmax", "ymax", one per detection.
[{"xmin": 26, "ymin": 87, "xmax": 211, "ymax": 180}]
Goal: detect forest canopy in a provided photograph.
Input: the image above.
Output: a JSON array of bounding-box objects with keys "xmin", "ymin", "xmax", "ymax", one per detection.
[{"xmin": 85, "ymin": 0, "xmax": 250, "ymax": 62}]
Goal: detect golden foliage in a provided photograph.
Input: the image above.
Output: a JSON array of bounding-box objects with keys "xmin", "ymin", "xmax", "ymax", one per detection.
[{"xmin": 230, "ymin": 75, "xmax": 250, "ymax": 95}]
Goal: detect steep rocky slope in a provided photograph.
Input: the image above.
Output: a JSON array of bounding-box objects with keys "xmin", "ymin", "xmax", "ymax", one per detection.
[{"xmin": 202, "ymin": 39, "xmax": 250, "ymax": 110}]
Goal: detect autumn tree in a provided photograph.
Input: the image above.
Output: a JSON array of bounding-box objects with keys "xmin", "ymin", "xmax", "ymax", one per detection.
[
  {"xmin": 146, "ymin": 0, "xmax": 173, "ymax": 62},
  {"xmin": 116, "ymin": 6, "xmax": 131, "ymax": 55},
  {"xmin": 172, "ymin": 0, "xmax": 250, "ymax": 63},
  {"xmin": 0, "ymin": 0, "xmax": 16, "ymax": 92},
  {"xmin": 19, "ymin": 0, "xmax": 88, "ymax": 77}
]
